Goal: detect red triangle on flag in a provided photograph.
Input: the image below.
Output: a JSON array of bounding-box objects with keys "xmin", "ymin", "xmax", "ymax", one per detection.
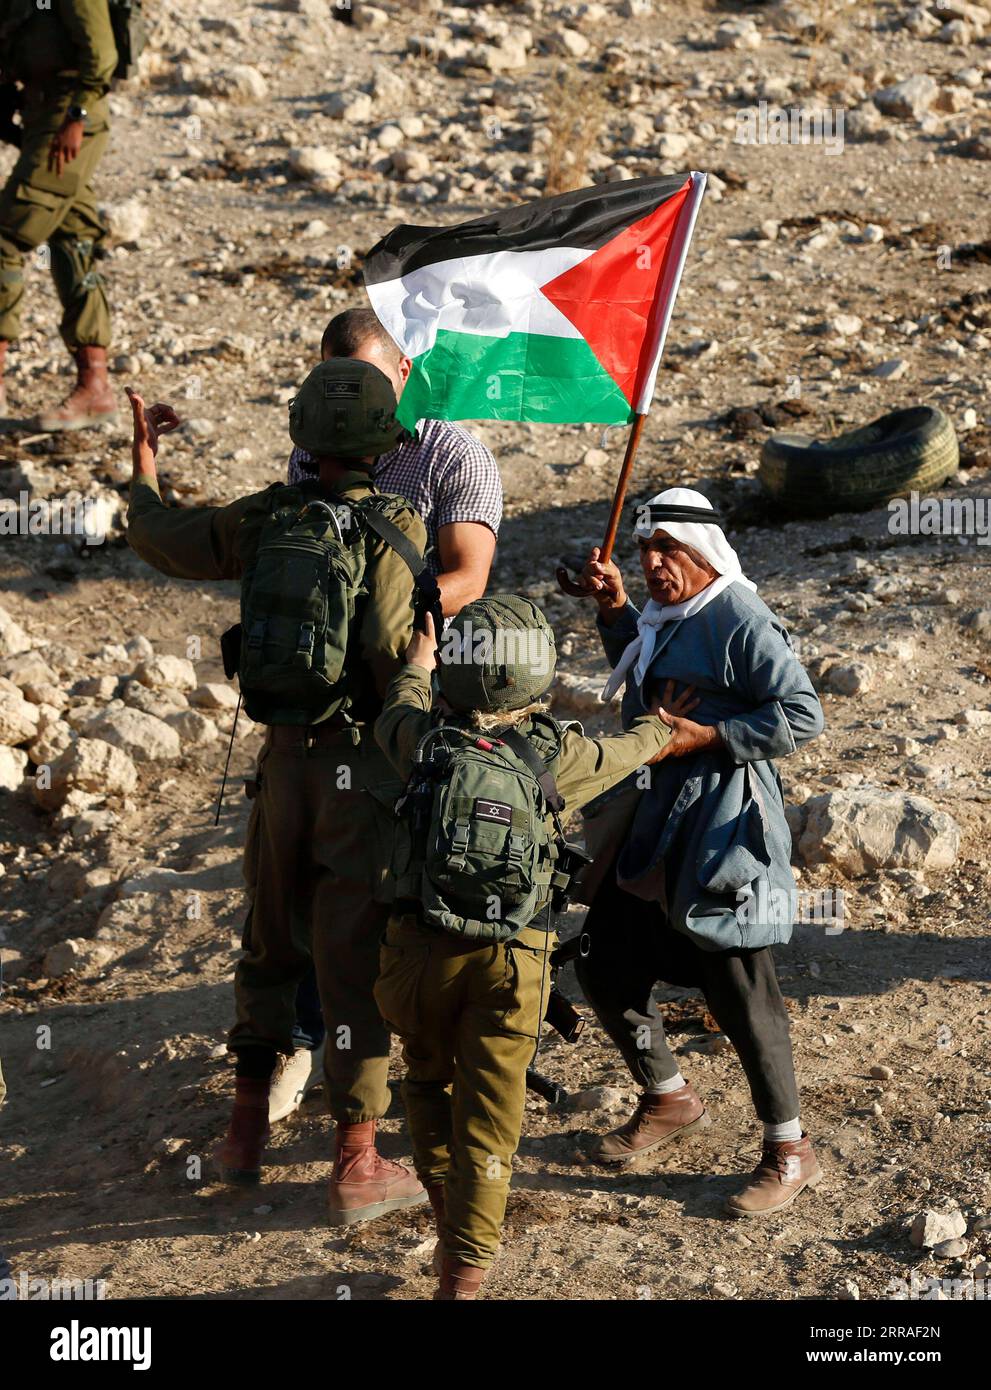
[{"xmin": 539, "ymin": 185, "xmax": 690, "ymax": 406}]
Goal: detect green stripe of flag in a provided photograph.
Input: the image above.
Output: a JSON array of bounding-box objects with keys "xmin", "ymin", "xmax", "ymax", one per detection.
[{"xmin": 396, "ymin": 329, "xmax": 636, "ymax": 428}]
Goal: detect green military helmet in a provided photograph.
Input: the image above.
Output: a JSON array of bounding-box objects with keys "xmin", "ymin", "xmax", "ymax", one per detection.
[
  {"xmin": 439, "ymin": 594, "xmax": 557, "ymax": 713},
  {"xmin": 287, "ymin": 359, "xmax": 414, "ymax": 460}
]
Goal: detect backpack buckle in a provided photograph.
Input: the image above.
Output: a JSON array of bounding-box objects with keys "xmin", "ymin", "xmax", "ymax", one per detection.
[
  {"xmin": 449, "ymin": 817, "xmax": 470, "ymax": 869},
  {"xmin": 246, "ymin": 619, "xmax": 266, "ymax": 649}
]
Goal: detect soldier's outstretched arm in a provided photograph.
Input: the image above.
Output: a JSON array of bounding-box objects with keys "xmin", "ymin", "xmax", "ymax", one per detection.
[
  {"xmin": 127, "ymin": 476, "xmax": 257, "ymax": 581},
  {"xmin": 553, "ymin": 716, "xmax": 673, "ymax": 812},
  {"xmin": 124, "ymin": 387, "xmax": 254, "ymax": 581},
  {"xmin": 374, "ymin": 665, "xmax": 434, "ymax": 781}
]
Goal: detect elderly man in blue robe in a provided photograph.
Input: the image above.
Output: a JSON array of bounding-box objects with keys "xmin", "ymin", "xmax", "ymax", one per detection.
[{"xmin": 574, "ymin": 487, "xmax": 825, "ymax": 1217}]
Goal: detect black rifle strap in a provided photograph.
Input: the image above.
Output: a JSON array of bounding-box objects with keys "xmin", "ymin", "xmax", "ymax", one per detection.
[
  {"xmin": 498, "ymin": 728, "xmax": 565, "ymax": 816},
  {"xmin": 360, "ymin": 502, "xmax": 443, "ymax": 630}
]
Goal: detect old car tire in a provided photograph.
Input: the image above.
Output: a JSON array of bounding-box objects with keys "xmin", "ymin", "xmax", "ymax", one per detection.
[{"xmin": 758, "ymin": 405, "xmax": 959, "ymax": 515}]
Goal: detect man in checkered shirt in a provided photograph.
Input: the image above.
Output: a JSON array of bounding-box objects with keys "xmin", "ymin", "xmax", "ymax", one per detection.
[
  {"xmin": 273, "ymin": 306, "xmax": 503, "ymax": 1126},
  {"xmin": 287, "ymin": 307, "xmax": 502, "ymax": 605}
]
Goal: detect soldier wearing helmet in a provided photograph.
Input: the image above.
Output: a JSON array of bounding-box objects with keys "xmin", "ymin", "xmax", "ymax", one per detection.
[
  {"xmin": 371, "ymin": 598, "xmax": 698, "ymax": 1299},
  {"xmin": 125, "ymin": 360, "xmax": 432, "ymax": 1225}
]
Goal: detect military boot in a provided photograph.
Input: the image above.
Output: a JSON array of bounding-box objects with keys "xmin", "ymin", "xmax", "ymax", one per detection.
[
  {"xmin": 34, "ymin": 346, "xmax": 117, "ymax": 432},
  {"xmin": 327, "ymin": 1120, "xmax": 427, "ymax": 1226},
  {"xmin": 215, "ymin": 1077, "xmax": 271, "ymax": 1184},
  {"xmin": 594, "ymin": 1084, "xmax": 710, "ymax": 1163},
  {"xmin": 724, "ymin": 1134, "xmax": 823, "ymax": 1218},
  {"xmin": 434, "ymin": 1256, "xmax": 485, "ymax": 1301},
  {"xmin": 0, "ymin": 340, "xmax": 8, "ymax": 420}
]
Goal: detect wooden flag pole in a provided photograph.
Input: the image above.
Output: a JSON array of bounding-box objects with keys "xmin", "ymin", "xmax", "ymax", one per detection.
[{"xmin": 556, "ymin": 412, "xmax": 647, "ymax": 596}]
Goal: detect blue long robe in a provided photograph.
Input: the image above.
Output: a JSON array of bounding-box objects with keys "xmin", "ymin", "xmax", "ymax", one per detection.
[{"xmin": 594, "ymin": 581, "xmax": 824, "ymax": 951}]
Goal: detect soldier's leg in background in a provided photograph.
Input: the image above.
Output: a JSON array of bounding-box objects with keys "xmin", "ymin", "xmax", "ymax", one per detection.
[
  {"xmin": 0, "ymin": 104, "xmax": 110, "ymax": 332},
  {"xmin": 0, "ymin": 118, "xmax": 74, "ymax": 390},
  {"xmin": 443, "ymin": 937, "xmax": 551, "ymax": 1274},
  {"xmin": 0, "ymin": 99, "xmax": 112, "ymax": 425},
  {"xmin": 575, "ymin": 870, "xmax": 681, "ymax": 1087},
  {"xmin": 699, "ymin": 947, "xmax": 801, "ymax": 1124},
  {"xmin": 49, "ymin": 191, "xmax": 111, "ymax": 350}
]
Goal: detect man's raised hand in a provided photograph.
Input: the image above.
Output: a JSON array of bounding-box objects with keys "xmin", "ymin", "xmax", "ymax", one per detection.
[
  {"xmin": 126, "ymin": 388, "xmax": 181, "ymax": 458},
  {"xmin": 581, "ymin": 546, "xmax": 627, "ymax": 612}
]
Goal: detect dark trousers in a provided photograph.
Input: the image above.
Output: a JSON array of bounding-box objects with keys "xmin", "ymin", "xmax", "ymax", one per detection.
[
  {"xmin": 294, "ymin": 966, "xmax": 325, "ymax": 1050},
  {"xmin": 575, "ymin": 867, "xmax": 800, "ymax": 1124}
]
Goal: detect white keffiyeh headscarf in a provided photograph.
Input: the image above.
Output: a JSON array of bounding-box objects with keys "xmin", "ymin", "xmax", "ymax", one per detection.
[{"xmin": 601, "ymin": 488, "xmax": 757, "ymax": 702}]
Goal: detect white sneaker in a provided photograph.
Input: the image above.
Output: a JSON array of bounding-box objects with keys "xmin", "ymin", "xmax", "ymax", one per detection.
[{"xmin": 268, "ymin": 1047, "xmax": 322, "ymax": 1124}]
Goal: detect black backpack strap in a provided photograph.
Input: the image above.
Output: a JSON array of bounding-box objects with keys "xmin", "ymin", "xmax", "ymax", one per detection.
[
  {"xmin": 360, "ymin": 500, "xmax": 443, "ymax": 636},
  {"xmin": 498, "ymin": 728, "xmax": 565, "ymax": 816}
]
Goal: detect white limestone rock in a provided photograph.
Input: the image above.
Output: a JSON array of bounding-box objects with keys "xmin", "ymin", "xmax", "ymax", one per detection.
[
  {"xmin": 799, "ymin": 789, "xmax": 961, "ymax": 876},
  {"xmin": 79, "ymin": 707, "xmax": 182, "ymax": 763},
  {"xmin": 34, "ymin": 737, "xmax": 138, "ymax": 811},
  {"xmin": 0, "ymin": 691, "xmax": 41, "ymax": 745},
  {"xmin": 134, "ymin": 654, "xmax": 198, "ymax": 692}
]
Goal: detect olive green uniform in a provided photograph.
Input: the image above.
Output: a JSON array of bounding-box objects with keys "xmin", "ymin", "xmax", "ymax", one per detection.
[
  {"xmin": 127, "ymin": 473, "xmax": 427, "ymax": 1123},
  {"xmin": 0, "ymin": 0, "xmax": 117, "ymax": 348},
  {"xmin": 373, "ymin": 664, "xmax": 672, "ymax": 1268}
]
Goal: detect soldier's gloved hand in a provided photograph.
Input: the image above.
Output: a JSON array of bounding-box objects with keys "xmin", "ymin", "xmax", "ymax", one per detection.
[
  {"xmin": 405, "ymin": 610, "xmax": 438, "ymax": 673},
  {"xmin": 47, "ymin": 118, "xmax": 84, "ymax": 177}
]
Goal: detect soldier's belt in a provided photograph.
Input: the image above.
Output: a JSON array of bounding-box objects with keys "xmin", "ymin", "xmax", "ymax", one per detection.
[{"xmin": 268, "ymin": 716, "xmax": 360, "ymax": 750}]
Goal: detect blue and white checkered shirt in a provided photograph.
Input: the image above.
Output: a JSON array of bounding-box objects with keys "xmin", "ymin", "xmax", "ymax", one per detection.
[{"xmin": 287, "ymin": 419, "xmax": 502, "ymax": 576}]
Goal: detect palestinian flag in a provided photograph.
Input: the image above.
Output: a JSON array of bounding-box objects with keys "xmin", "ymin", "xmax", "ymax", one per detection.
[{"xmin": 363, "ymin": 172, "xmax": 706, "ymax": 430}]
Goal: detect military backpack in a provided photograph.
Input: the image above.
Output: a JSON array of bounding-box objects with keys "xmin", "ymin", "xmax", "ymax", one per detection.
[
  {"xmin": 231, "ymin": 483, "xmax": 426, "ymax": 727},
  {"xmin": 393, "ymin": 715, "xmax": 585, "ymax": 942}
]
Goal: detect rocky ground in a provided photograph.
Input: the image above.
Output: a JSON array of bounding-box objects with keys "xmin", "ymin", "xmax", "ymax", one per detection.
[{"xmin": 1, "ymin": 0, "xmax": 990, "ymax": 1302}]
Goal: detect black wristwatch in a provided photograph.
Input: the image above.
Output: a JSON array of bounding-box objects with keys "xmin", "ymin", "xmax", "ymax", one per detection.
[{"xmin": 67, "ymin": 103, "xmax": 87, "ymax": 123}]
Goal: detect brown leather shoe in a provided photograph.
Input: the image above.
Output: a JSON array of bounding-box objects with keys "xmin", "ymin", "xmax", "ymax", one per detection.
[
  {"xmin": 724, "ymin": 1134, "xmax": 823, "ymax": 1218},
  {"xmin": 434, "ymin": 1256, "xmax": 485, "ymax": 1301},
  {"xmin": 327, "ymin": 1120, "xmax": 427, "ymax": 1226},
  {"xmin": 595, "ymin": 1084, "xmax": 711, "ymax": 1163},
  {"xmin": 215, "ymin": 1077, "xmax": 271, "ymax": 1184},
  {"xmin": 34, "ymin": 346, "xmax": 117, "ymax": 432}
]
